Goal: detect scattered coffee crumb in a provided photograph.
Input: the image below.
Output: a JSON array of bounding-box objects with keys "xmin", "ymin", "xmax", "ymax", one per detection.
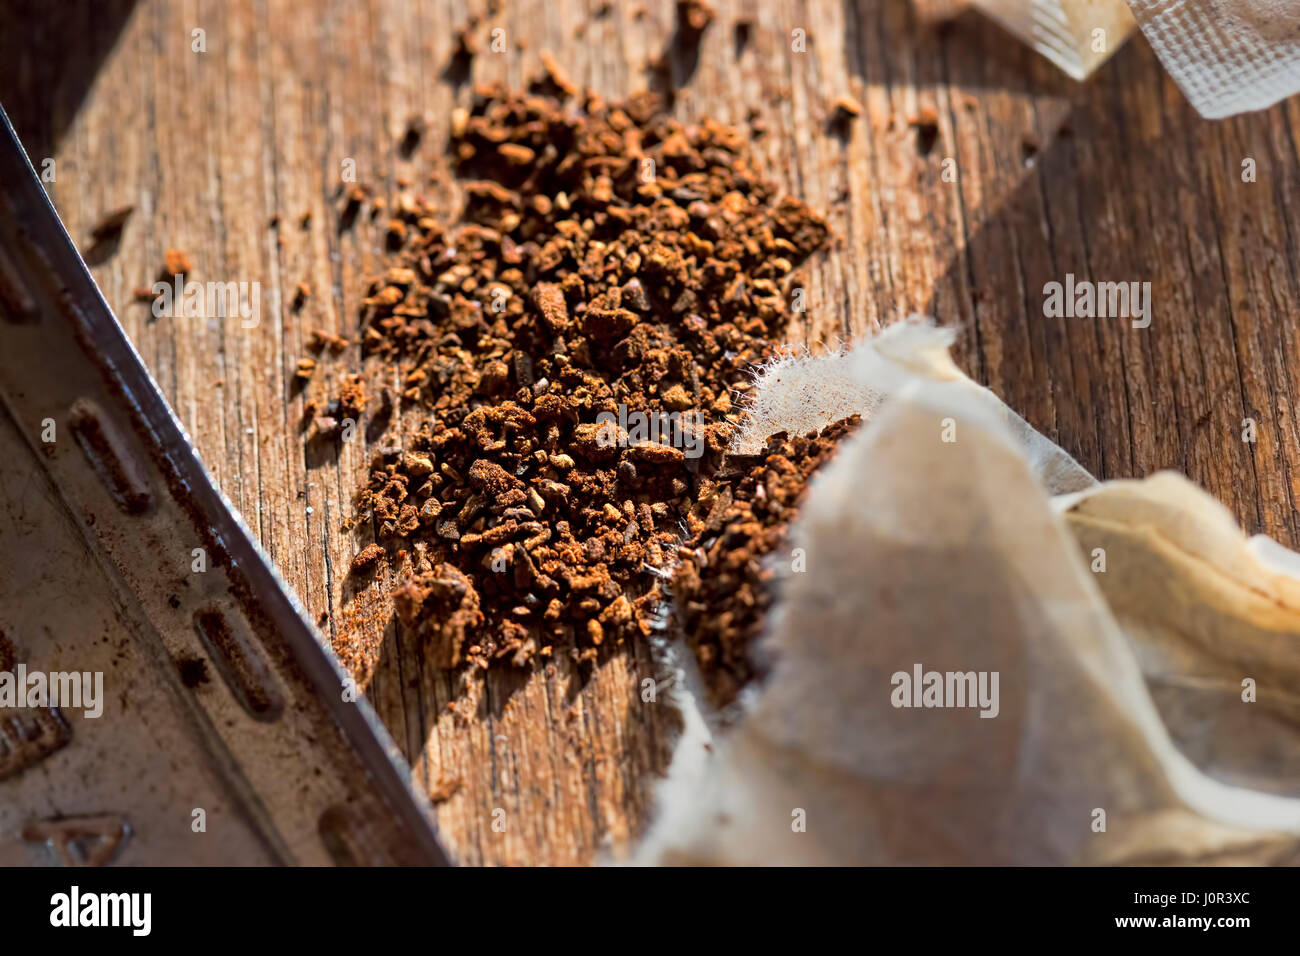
[
  {"xmin": 400, "ymin": 115, "xmax": 426, "ymax": 157},
  {"xmin": 833, "ymin": 94, "xmax": 863, "ymax": 119},
  {"xmin": 163, "ymin": 248, "xmax": 192, "ymax": 277},
  {"xmin": 428, "ymin": 775, "xmax": 464, "ymax": 803},
  {"xmin": 445, "ymin": 26, "xmax": 478, "ymax": 85},
  {"xmin": 307, "ymin": 329, "xmax": 349, "ymax": 355},
  {"xmin": 673, "ymin": 418, "xmax": 860, "ymax": 706},
  {"xmin": 454, "ymin": 27, "xmax": 478, "ymax": 60},
  {"xmin": 909, "ymin": 106, "xmax": 940, "ymax": 156},
  {"xmin": 386, "ymin": 218, "xmax": 408, "ymax": 248},
  {"xmin": 537, "ymin": 50, "xmax": 577, "ymax": 97},
  {"xmin": 678, "ymin": 0, "xmax": 716, "ymax": 37},
  {"xmin": 351, "ymin": 543, "xmax": 387, "ymax": 576},
  {"xmin": 1021, "ymin": 136, "xmax": 1040, "ymax": 166},
  {"xmin": 829, "ymin": 95, "xmax": 863, "ymax": 139},
  {"xmin": 336, "ymin": 373, "xmax": 366, "ymax": 420},
  {"xmin": 341, "ymin": 184, "xmax": 370, "ymax": 229},
  {"xmin": 90, "ymin": 206, "xmax": 135, "ymax": 243},
  {"xmin": 733, "ymin": 19, "xmax": 754, "ymax": 56}
]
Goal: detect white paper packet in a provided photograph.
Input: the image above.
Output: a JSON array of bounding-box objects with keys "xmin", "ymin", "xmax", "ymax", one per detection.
[
  {"xmin": 970, "ymin": 0, "xmax": 1300, "ymax": 118},
  {"xmin": 968, "ymin": 0, "xmax": 1138, "ymax": 79},
  {"xmin": 1126, "ymin": 0, "xmax": 1300, "ymax": 118},
  {"xmin": 635, "ymin": 320, "xmax": 1300, "ymax": 865}
]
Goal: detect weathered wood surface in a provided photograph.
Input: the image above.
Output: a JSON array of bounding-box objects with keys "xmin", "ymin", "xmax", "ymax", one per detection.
[{"xmin": 8, "ymin": 0, "xmax": 1300, "ymax": 864}]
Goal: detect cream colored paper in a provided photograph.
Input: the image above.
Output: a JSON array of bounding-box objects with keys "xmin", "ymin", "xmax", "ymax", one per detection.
[
  {"xmin": 968, "ymin": 0, "xmax": 1138, "ymax": 79},
  {"xmin": 1062, "ymin": 476, "xmax": 1300, "ymax": 798},
  {"xmin": 637, "ymin": 322, "xmax": 1300, "ymax": 865},
  {"xmin": 1127, "ymin": 0, "xmax": 1300, "ymax": 118},
  {"xmin": 969, "ymin": 0, "xmax": 1300, "ymax": 118}
]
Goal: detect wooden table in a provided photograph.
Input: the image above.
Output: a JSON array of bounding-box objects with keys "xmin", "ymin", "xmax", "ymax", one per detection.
[{"xmin": 9, "ymin": 0, "xmax": 1300, "ymax": 865}]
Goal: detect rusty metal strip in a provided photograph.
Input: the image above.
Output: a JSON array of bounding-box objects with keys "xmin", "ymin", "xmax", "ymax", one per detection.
[{"xmin": 0, "ymin": 107, "xmax": 448, "ymax": 866}]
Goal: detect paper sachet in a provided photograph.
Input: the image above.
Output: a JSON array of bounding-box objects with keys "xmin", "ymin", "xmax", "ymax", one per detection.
[
  {"xmin": 969, "ymin": 0, "xmax": 1300, "ymax": 118},
  {"xmin": 1062, "ymin": 477, "xmax": 1300, "ymax": 801},
  {"xmin": 637, "ymin": 321, "xmax": 1300, "ymax": 865},
  {"xmin": 968, "ymin": 0, "xmax": 1138, "ymax": 79},
  {"xmin": 1126, "ymin": 0, "xmax": 1300, "ymax": 118}
]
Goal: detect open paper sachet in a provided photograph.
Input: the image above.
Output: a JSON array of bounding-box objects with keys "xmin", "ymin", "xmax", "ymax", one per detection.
[
  {"xmin": 637, "ymin": 321, "xmax": 1300, "ymax": 865},
  {"xmin": 969, "ymin": 0, "xmax": 1300, "ymax": 118}
]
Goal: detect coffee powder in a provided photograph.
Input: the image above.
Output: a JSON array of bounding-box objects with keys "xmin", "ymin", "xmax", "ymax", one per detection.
[
  {"xmin": 322, "ymin": 81, "xmax": 830, "ymax": 675},
  {"xmin": 673, "ymin": 418, "xmax": 860, "ymax": 706}
]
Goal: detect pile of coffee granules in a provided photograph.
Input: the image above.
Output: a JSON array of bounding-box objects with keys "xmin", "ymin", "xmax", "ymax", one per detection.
[
  {"xmin": 672, "ymin": 417, "xmax": 860, "ymax": 707},
  {"xmin": 326, "ymin": 81, "xmax": 830, "ymax": 672}
]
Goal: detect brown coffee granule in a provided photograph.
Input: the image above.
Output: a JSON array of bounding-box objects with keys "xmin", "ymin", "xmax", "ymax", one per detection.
[
  {"xmin": 307, "ymin": 329, "xmax": 349, "ymax": 355},
  {"xmin": 336, "ymin": 373, "xmax": 366, "ymax": 420},
  {"xmin": 91, "ymin": 206, "xmax": 135, "ymax": 243},
  {"xmin": 453, "ymin": 27, "xmax": 478, "ymax": 62},
  {"xmin": 163, "ymin": 248, "xmax": 192, "ymax": 277},
  {"xmin": 400, "ymin": 115, "xmax": 426, "ymax": 157},
  {"xmin": 322, "ymin": 80, "xmax": 829, "ymax": 673},
  {"xmin": 673, "ymin": 417, "xmax": 860, "ymax": 706},
  {"xmin": 677, "ymin": 0, "xmax": 716, "ymax": 36},
  {"xmin": 832, "ymin": 95, "xmax": 863, "ymax": 119},
  {"xmin": 734, "ymin": 19, "xmax": 754, "ymax": 54},
  {"xmin": 351, "ymin": 543, "xmax": 386, "ymax": 576},
  {"xmin": 537, "ymin": 51, "xmax": 577, "ymax": 97},
  {"xmin": 428, "ymin": 775, "xmax": 464, "ymax": 803},
  {"xmin": 909, "ymin": 107, "xmax": 940, "ymax": 156}
]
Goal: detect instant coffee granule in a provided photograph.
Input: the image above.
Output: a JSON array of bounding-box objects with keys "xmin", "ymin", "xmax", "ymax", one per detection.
[
  {"xmin": 673, "ymin": 417, "xmax": 860, "ymax": 707},
  {"xmin": 321, "ymin": 80, "xmax": 830, "ymax": 673}
]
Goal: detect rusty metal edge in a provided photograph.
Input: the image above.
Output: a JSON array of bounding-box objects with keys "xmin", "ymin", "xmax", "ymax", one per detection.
[{"xmin": 0, "ymin": 106, "xmax": 450, "ymax": 866}]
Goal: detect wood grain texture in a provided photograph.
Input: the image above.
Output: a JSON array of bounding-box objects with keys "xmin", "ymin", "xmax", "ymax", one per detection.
[{"xmin": 8, "ymin": 0, "xmax": 1300, "ymax": 864}]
